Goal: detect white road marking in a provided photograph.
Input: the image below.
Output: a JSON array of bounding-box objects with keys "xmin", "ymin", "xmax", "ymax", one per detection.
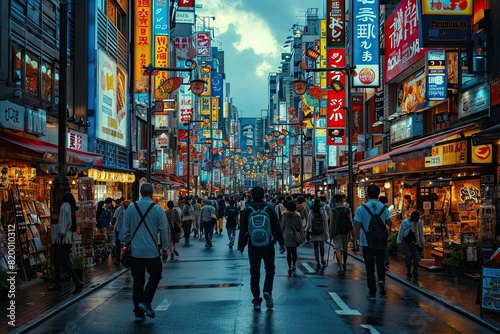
[
  {"xmin": 155, "ymin": 298, "xmax": 172, "ymax": 311},
  {"xmin": 360, "ymin": 324, "xmax": 380, "ymax": 333},
  {"xmin": 302, "ymin": 262, "xmax": 317, "ymax": 273},
  {"xmin": 329, "ymin": 292, "xmax": 361, "ymax": 316}
]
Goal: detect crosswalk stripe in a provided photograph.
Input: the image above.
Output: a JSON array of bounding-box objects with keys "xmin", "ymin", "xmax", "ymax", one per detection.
[
  {"xmin": 361, "ymin": 324, "xmax": 380, "ymax": 333},
  {"xmin": 155, "ymin": 298, "xmax": 172, "ymax": 311},
  {"xmin": 302, "ymin": 262, "xmax": 316, "ymax": 273},
  {"xmin": 329, "ymin": 292, "xmax": 361, "ymax": 316}
]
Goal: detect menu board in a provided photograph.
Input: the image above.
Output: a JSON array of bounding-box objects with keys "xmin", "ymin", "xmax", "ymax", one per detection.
[{"xmin": 481, "ymin": 267, "xmax": 500, "ymax": 312}]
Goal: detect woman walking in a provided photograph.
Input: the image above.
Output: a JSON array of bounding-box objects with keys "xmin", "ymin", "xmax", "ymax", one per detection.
[
  {"xmin": 306, "ymin": 198, "xmax": 329, "ymax": 268},
  {"xmin": 48, "ymin": 192, "xmax": 83, "ymax": 293},
  {"xmin": 165, "ymin": 201, "xmax": 180, "ymax": 260},
  {"xmin": 397, "ymin": 211, "xmax": 424, "ymax": 278},
  {"xmin": 192, "ymin": 197, "xmax": 202, "ymax": 238},
  {"xmin": 280, "ymin": 200, "xmax": 303, "ymax": 276}
]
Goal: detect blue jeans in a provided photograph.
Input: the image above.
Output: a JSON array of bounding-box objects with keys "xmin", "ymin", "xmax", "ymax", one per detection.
[
  {"xmin": 362, "ymin": 246, "xmax": 386, "ymax": 295},
  {"xmin": 130, "ymin": 256, "xmax": 162, "ymax": 311},
  {"xmin": 248, "ymin": 245, "xmax": 276, "ymax": 300}
]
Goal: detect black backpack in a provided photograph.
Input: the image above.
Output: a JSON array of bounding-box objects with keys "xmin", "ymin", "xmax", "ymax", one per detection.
[
  {"xmin": 334, "ymin": 206, "xmax": 352, "ymax": 235},
  {"xmin": 311, "ymin": 211, "xmax": 325, "ymax": 235},
  {"xmin": 361, "ymin": 205, "xmax": 388, "ymax": 249},
  {"xmin": 403, "ymin": 220, "xmax": 417, "ymax": 244}
]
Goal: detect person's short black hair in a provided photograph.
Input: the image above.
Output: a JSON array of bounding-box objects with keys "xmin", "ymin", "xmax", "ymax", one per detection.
[
  {"xmin": 297, "ymin": 196, "xmax": 305, "ymax": 203},
  {"xmin": 229, "ymin": 199, "xmax": 235, "ymax": 206},
  {"xmin": 167, "ymin": 200, "xmax": 174, "ymax": 209},
  {"xmin": 104, "ymin": 197, "xmax": 113, "ymax": 204},
  {"xmin": 320, "ymin": 195, "xmax": 327, "ymax": 202},
  {"xmin": 410, "ymin": 211, "xmax": 420, "ymax": 222},
  {"xmin": 333, "ymin": 194, "xmax": 343, "ymax": 203},
  {"xmin": 379, "ymin": 196, "xmax": 388, "ymax": 204},
  {"xmin": 140, "ymin": 183, "xmax": 153, "ymax": 196},
  {"xmin": 286, "ymin": 200, "xmax": 297, "ymax": 212},
  {"xmin": 251, "ymin": 186, "xmax": 265, "ymax": 201},
  {"xmin": 366, "ymin": 184, "xmax": 380, "ymax": 199}
]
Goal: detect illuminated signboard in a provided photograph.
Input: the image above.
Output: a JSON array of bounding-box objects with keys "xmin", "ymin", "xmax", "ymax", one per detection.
[
  {"xmin": 426, "ymin": 50, "xmax": 447, "ymax": 101},
  {"xmin": 327, "ymin": 48, "xmax": 346, "ymax": 146},
  {"xmin": 385, "ymin": 0, "xmax": 425, "ymax": 83},
  {"xmin": 326, "ymin": 0, "xmax": 345, "ymax": 47},
  {"xmin": 134, "ymin": 1, "xmax": 151, "ymax": 93},
  {"xmin": 396, "ymin": 68, "xmax": 440, "ymax": 114},
  {"xmin": 154, "ymin": 35, "xmax": 169, "ymax": 100},
  {"xmin": 352, "ymin": 0, "xmax": 380, "ymax": 88},
  {"xmin": 458, "ymin": 83, "xmax": 490, "ymax": 118},
  {"xmin": 425, "ymin": 140, "xmax": 467, "ymax": 167}
]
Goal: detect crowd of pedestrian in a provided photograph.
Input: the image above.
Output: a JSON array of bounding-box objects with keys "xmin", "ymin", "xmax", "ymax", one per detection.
[{"xmin": 66, "ymin": 183, "xmax": 425, "ymax": 321}]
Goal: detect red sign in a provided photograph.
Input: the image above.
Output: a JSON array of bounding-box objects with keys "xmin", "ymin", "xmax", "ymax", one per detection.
[
  {"xmin": 327, "ymin": 48, "xmax": 346, "ymax": 128},
  {"xmin": 351, "ymin": 95, "xmax": 364, "ymax": 144},
  {"xmin": 326, "ymin": 0, "xmax": 345, "ymax": 47},
  {"xmin": 197, "ymin": 32, "xmax": 211, "ymax": 57},
  {"xmin": 178, "ymin": 0, "xmax": 195, "ymax": 8},
  {"xmin": 385, "ymin": 0, "xmax": 425, "ymax": 83}
]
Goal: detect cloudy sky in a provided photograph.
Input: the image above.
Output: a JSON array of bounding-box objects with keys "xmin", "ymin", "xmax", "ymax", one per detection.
[{"xmin": 196, "ymin": 0, "xmax": 325, "ymax": 118}]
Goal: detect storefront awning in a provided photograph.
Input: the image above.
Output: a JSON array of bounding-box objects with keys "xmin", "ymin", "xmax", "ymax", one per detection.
[
  {"xmin": 389, "ymin": 124, "xmax": 475, "ymax": 163},
  {"xmin": 0, "ymin": 132, "xmax": 103, "ymax": 166},
  {"xmin": 472, "ymin": 124, "xmax": 500, "ymax": 145}
]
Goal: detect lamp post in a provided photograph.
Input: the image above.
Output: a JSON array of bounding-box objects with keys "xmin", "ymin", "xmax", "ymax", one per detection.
[
  {"xmin": 51, "ymin": 0, "xmax": 69, "ymax": 223},
  {"xmin": 293, "ymin": 65, "xmax": 356, "ymax": 207},
  {"xmin": 142, "ymin": 61, "xmax": 204, "ymax": 183}
]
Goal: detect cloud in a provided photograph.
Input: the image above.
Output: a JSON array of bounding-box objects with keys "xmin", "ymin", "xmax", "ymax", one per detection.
[{"xmin": 255, "ymin": 60, "xmax": 273, "ymax": 77}]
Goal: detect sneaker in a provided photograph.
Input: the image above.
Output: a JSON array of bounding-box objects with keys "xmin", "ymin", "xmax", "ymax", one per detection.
[
  {"xmin": 378, "ymin": 281, "xmax": 387, "ymax": 297},
  {"xmin": 252, "ymin": 298, "xmax": 262, "ymax": 311},
  {"xmin": 287, "ymin": 268, "xmax": 292, "ymax": 276},
  {"xmin": 173, "ymin": 250, "xmax": 179, "ymax": 256},
  {"xmin": 291, "ymin": 266, "xmax": 296, "ymax": 272},
  {"xmin": 337, "ymin": 269, "xmax": 345, "ymax": 276},
  {"xmin": 366, "ymin": 294, "xmax": 376, "ymax": 301},
  {"xmin": 134, "ymin": 313, "xmax": 146, "ymax": 322},
  {"xmin": 263, "ymin": 292, "xmax": 274, "ymax": 309},
  {"xmin": 138, "ymin": 302, "xmax": 156, "ymax": 318}
]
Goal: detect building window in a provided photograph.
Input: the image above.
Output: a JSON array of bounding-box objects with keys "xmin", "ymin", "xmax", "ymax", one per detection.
[
  {"xmin": 25, "ymin": 51, "xmax": 39, "ymax": 96},
  {"xmin": 12, "ymin": 47, "xmax": 22, "ymax": 87},
  {"xmin": 27, "ymin": 0, "xmax": 41, "ymax": 24},
  {"xmin": 41, "ymin": 61, "xmax": 53, "ymax": 102},
  {"xmin": 106, "ymin": 0, "xmax": 116, "ymax": 25}
]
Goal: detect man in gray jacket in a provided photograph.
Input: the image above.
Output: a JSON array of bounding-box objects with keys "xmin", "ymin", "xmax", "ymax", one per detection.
[{"xmin": 123, "ymin": 183, "xmax": 169, "ymax": 322}]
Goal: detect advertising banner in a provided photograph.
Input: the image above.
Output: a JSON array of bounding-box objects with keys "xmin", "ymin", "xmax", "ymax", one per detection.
[
  {"xmin": 197, "ymin": 32, "xmax": 211, "ymax": 57},
  {"xmin": 352, "ymin": 0, "xmax": 380, "ymax": 88},
  {"xmin": 200, "ymin": 65, "xmax": 211, "ymax": 96},
  {"xmin": 154, "ymin": 35, "xmax": 169, "ymax": 100},
  {"xmin": 385, "ymin": 0, "xmax": 425, "ymax": 83},
  {"xmin": 397, "ymin": 68, "xmax": 440, "ymax": 114},
  {"xmin": 153, "ymin": 0, "xmax": 169, "ymax": 35},
  {"xmin": 326, "ymin": 0, "xmax": 345, "ymax": 47},
  {"xmin": 178, "ymin": 0, "xmax": 195, "ymax": 10},
  {"xmin": 97, "ymin": 50, "xmax": 128, "ymax": 147},
  {"xmin": 315, "ymin": 129, "xmax": 327, "ymax": 155},
  {"xmin": 327, "ymin": 48, "xmax": 346, "ymax": 146},
  {"xmin": 458, "ymin": 83, "xmax": 490, "ymax": 119},
  {"xmin": 351, "ymin": 95, "xmax": 364, "ymax": 144},
  {"xmin": 134, "ymin": 0, "xmax": 152, "ymax": 93},
  {"xmin": 200, "ymin": 97, "xmax": 211, "ymax": 116},
  {"xmin": 211, "ymin": 97, "xmax": 219, "ymax": 122},
  {"xmin": 177, "ymin": 60, "xmax": 193, "ymax": 124},
  {"xmin": 421, "ymin": 0, "xmax": 472, "ymax": 46}
]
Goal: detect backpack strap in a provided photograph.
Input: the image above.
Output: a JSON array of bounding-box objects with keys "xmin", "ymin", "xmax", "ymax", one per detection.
[
  {"xmin": 132, "ymin": 202, "xmax": 158, "ymax": 247},
  {"xmin": 360, "ymin": 204, "xmax": 372, "ymax": 234}
]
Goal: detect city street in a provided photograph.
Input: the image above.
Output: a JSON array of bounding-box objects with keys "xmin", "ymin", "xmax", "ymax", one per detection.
[{"xmin": 22, "ymin": 231, "xmax": 494, "ymax": 334}]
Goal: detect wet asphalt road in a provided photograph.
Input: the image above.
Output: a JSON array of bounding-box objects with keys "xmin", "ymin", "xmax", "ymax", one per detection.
[{"xmin": 20, "ymin": 231, "xmax": 496, "ymax": 334}]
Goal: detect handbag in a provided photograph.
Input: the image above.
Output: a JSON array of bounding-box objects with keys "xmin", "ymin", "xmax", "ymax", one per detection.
[
  {"xmin": 291, "ymin": 223, "xmax": 302, "ymax": 245},
  {"xmin": 121, "ymin": 202, "xmax": 156, "ymax": 268}
]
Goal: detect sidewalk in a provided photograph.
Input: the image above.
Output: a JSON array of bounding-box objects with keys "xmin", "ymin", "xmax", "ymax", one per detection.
[
  {"xmin": 348, "ymin": 249, "xmax": 500, "ymax": 333},
  {"xmin": 1, "ymin": 257, "xmax": 127, "ymax": 334}
]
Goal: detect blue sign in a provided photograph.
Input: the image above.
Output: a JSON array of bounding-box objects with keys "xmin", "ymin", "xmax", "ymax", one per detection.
[
  {"xmin": 352, "ymin": 0, "xmax": 379, "ymax": 88},
  {"xmin": 153, "ymin": 1, "xmax": 170, "ymax": 36},
  {"xmin": 421, "ymin": 14, "xmax": 471, "ymax": 46},
  {"xmin": 426, "ymin": 50, "xmax": 447, "ymax": 101}
]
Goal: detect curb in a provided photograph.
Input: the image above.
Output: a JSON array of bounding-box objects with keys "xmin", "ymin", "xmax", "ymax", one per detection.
[
  {"xmin": 347, "ymin": 250, "xmax": 500, "ymax": 333},
  {"xmin": 12, "ymin": 268, "xmax": 129, "ymax": 334}
]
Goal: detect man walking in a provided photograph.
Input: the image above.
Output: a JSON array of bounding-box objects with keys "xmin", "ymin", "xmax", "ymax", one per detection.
[
  {"xmin": 330, "ymin": 194, "xmax": 352, "ymax": 275},
  {"xmin": 200, "ymin": 199, "xmax": 216, "ymax": 247},
  {"xmin": 353, "ymin": 184, "xmax": 392, "ymax": 300},
  {"xmin": 224, "ymin": 199, "xmax": 239, "ymax": 249},
  {"xmin": 122, "ymin": 183, "xmax": 169, "ymax": 322},
  {"xmin": 238, "ymin": 186, "xmax": 285, "ymax": 310}
]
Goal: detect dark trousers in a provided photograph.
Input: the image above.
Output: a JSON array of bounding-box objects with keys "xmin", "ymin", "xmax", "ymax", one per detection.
[
  {"xmin": 202, "ymin": 220, "xmax": 215, "ymax": 243},
  {"xmin": 115, "ymin": 230, "xmax": 122, "ymax": 262},
  {"xmin": 248, "ymin": 245, "xmax": 276, "ymax": 299},
  {"xmin": 286, "ymin": 246, "xmax": 298, "ymax": 268},
  {"xmin": 130, "ymin": 256, "xmax": 162, "ymax": 311},
  {"xmin": 182, "ymin": 220, "xmax": 192, "ymax": 242},
  {"xmin": 362, "ymin": 246, "xmax": 386, "ymax": 295},
  {"xmin": 52, "ymin": 244, "xmax": 79, "ymax": 285}
]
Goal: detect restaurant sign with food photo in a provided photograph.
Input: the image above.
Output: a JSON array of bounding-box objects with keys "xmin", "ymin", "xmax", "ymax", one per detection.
[
  {"xmin": 396, "ymin": 68, "xmax": 440, "ymax": 114},
  {"xmin": 97, "ymin": 49, "xmax": 128, "ymax": 148}
]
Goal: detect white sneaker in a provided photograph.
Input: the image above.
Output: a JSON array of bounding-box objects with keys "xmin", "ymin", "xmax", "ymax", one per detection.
[{"xmin": 263, "ymin": 292, "xmax": 274, "ymax": 309}]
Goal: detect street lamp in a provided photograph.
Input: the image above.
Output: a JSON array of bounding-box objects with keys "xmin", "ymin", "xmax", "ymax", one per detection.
[
  {"xmin": 293, "ymin": 65, "xmax": 356, "ymax": 207},
  {"xmin": 143, "ymin": 60, "xmax": 205, "ymax": 183}
]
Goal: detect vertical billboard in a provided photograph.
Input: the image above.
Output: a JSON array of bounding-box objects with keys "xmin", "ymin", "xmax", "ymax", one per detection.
[
  {"xmin": 177, "ymin": 59, "xmax": 193, "ymax": 124},
  {"xmin": 385, "ymin": 0, "xmax": 425, "ymax": 83},
  {"xmin": 97, "ymin": 50, "xmax": 128, "ymax": 147},
  {"xmin": 352, "ymin": 0, "xmax": 380, "ymax": 88},
  {"xmin": 134, "ymin": 1, "xmax": 152, "ymax": 93},
  {"xmin": 326, "ymin": 0, "xmax": 345, "ymax": 47},
  {"xmin": 426, "ymin": 50, "xmax": 447, "ymax": 101},
  {"xmin": 200, "ymin": 65, "xmax": 211, "ymax": 96},
  {"xmin": 197, "ymin": 32, "xmax": 211, "ymax": 57},
  {"xmin": 327, "ymin": 48, "xmax": 346, "ymax": 146}
]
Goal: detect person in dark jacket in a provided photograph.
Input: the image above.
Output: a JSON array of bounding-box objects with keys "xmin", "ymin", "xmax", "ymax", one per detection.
[
  {"xmin": 224, "ymin": 199, "xmax": 239, "ymax": 249},
  {"xmin": 238, "ymin": 186, "xmax": 285, "ymax": 311},
  {"xmin": 280, "ymin": 200, "xmax": 304, "ymax": 276},
  {"xmin": 216, "ymin": 194, "xmax": 226, "ymax": 234}
]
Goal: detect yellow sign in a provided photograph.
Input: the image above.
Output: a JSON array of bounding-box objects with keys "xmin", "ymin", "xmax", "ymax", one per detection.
[
  {"xmin": 211, "ymin": 97, "xmax": 219, "ymax": 122},
  {"xmin": 471, "ymin": 144, "xmax": 492, "ymax": 163},
  {"xmin": 200, "ymin": 97, "xmax": 211, "ymax": 116},
  {"xmin": 134, "ymin": 1, "xmax": 152, "ymax": 93},
  {"xmin": 154, "ymin": 35, "xmax": 169, "ymax": 99},
  {"xmin": 425, "ymin": 140, "xmax": 467, "ymax": 167},
  {"xmin": 422, "ymin": 0, "xmax": 473, "ymax": 15},
  {"xmin": 320, "ymin": 19, "xmax": 327, "ymax": 88},
  {"xmin": 200, "ymin": 66, "xmax": 211, "ymax": 96}
]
